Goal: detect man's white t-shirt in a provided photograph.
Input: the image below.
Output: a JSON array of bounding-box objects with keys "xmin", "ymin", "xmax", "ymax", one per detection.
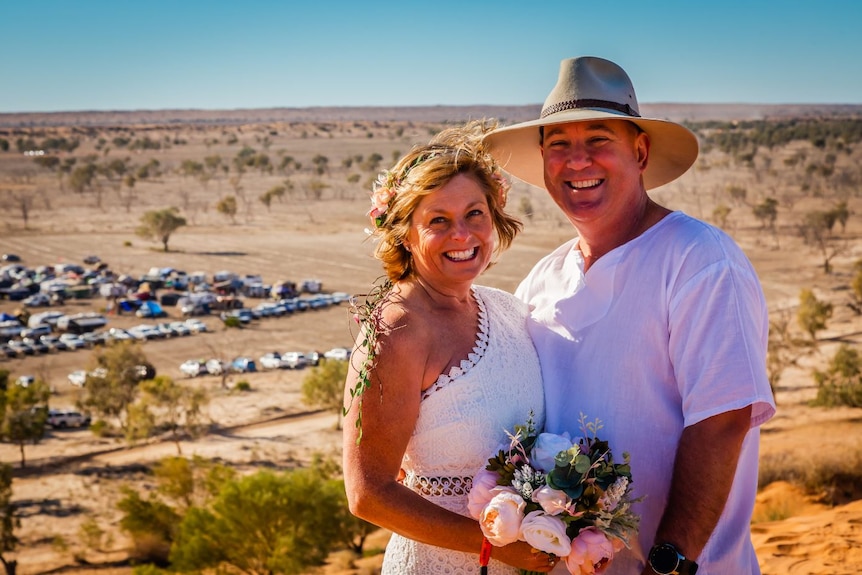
[{"xmin": 517, "ymin": 211, "xmax": 776, "ymax": 575}]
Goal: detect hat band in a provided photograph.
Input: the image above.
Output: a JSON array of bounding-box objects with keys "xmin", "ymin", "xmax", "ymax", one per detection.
[{"xmin": 541, "ymin": 98, "xmax": 640, "ymax": 119}]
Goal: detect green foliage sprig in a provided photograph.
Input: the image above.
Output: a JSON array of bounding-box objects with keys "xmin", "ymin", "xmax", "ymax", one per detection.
[{"xmin": 344, "ymin": 277, "xmax": 393, "ymax": 444}]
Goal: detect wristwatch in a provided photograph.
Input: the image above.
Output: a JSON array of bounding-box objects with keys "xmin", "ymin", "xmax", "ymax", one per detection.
[{"xmin": 647, "ymin": 543, "xmax": 698, "ymax": 575}]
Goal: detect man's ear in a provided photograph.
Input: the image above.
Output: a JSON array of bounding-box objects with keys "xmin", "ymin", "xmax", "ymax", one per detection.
[{"xmin": 636, "ymin": 132, "xmax": 650, "ymax": 171}]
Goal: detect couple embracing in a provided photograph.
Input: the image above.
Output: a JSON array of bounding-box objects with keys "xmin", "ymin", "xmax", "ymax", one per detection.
[{"xmin": 342, "ymin": 57, "xmax": 775, "ymax": 575}]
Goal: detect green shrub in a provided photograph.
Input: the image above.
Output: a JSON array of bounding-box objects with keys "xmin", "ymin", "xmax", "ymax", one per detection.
[
  {"xmin": 810, "ymin": 344, "xmax": 862, "ymax": 407},
  {"xmin": 233, "ymin": 380, "xmax": 250, "ymax": 392}
]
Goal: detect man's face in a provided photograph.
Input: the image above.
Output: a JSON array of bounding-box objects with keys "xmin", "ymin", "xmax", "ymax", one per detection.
[{"xmin": 540, "ymin": 119, "xmax": 649, "ymax": 227}]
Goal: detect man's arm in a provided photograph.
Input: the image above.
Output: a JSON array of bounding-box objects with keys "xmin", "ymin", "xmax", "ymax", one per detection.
[{"xmin": 642, "ymin": 406, "xmax": 752, "ymax": 574}]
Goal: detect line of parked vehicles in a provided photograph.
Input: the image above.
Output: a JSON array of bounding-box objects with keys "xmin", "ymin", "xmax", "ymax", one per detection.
[
  {"xmin": 1, "ymin": 317, "xmax": 209, "ymax": 359},
  {"xmin": 179, "ymin": 346, "xmax": 352, "ymax": 378}
]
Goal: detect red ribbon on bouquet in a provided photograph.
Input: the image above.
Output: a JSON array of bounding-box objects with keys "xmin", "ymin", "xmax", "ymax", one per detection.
[{"xmin": 479, "ymin": 537, "xmax": 492, "ymax": 574}]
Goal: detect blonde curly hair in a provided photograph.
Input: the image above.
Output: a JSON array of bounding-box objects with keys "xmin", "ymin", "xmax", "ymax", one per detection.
[{"xmin": 367, "ymin": 119, "xmax": 522, "ymax": 281}]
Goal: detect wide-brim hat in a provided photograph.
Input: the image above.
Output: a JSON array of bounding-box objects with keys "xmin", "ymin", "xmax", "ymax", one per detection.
[{"xmin": 484, "ymin": 56, "xmax": 699, "ymax": 190}]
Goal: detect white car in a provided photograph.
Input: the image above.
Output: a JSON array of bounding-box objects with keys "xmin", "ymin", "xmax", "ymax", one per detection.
[
  {"xmin": 168, "ymin": 321, "xmax": 191, "ymax": 336},
  {"xmin": 59, "ymin": 333, "xmax": 88, "ymax": 350},
  {"xmin": 323, "ymin": 347, "xmax": 352, "ymax": 361},
  {"xmin": 259, "ymin": 352, "xmax": 284, "ymax": 370},
  {"xmin": 180, "ymin": 359, "xmax": 207, "ymax": 378},
  {"xmin": 205, "ymin": 359, "xmax": 226, "ymax": 375},
  {"xmin": 281, "ymin": 351, "xmax": 308, "ymax": 369},
  {"xmin": 47, "ymin": 409, "xmax": 91, "ymax": 428},
  {"xmin": 107, "ymin": 328, "xmax": 133, "ymax": 341},
  {"xmin": 184, "ymin": 318, "xmax": 208, "ymax": 333},
  {"xmin": 68, "ymin": 370, "xmax": 87, "ymax": 387},
  {"xmin": 128, "ymin": 324, "xmax": 163, "ymax": 341}
]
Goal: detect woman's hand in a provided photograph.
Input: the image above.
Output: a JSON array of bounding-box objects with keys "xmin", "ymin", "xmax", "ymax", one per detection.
[{"xmin": 494, "ymin": 540, "xmax": 561, "ymax": 573}]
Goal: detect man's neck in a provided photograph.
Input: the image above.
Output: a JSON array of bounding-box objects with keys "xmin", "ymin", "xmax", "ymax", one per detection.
[{"xmin": 576, "ymin": 199, "xmax": 671, "ymax": 270}]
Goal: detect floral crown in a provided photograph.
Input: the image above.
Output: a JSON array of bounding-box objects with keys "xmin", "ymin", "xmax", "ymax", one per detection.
[{"xmin": 367, "ymin": 151, "xmax": 511, "ymax": 229}]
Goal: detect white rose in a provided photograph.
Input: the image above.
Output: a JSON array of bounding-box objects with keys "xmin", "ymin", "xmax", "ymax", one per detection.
[
  {"xmin": 519, "ymin": 510, "xmax": 572, "ymax": 557},
  {"xmin": 531, "ymin": 485, "xmax": 572, "ymax": 516},
  {"xmin": 479, "ymin": 488, "xmax": 526, "ymax": 546},
  {"xmin": 531, "ymin": 432, "xmax": 573, "ymax": 472}
]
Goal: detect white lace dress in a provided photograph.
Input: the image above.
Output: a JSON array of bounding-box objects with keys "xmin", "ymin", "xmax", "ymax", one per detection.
[{"xmin": 381, "ymin": 285, "xmax": 545, "ymax": 575}]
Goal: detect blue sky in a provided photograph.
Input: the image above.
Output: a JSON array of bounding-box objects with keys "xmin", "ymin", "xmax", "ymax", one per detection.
[{"xmin": 1, "ymin": 0, "xmax": 860, "ymax": 113}]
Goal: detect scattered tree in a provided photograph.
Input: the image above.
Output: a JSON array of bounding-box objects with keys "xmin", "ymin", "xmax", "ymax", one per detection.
[
  {"xmin": 796, "ymin": 289, "xmax": 833, "ymax": 342},
  {"xmin": 216, "ymin": 195, "xmax": 238, "ymax": 224},
  {"xmin": 136, "ymin": 207, "xmax": 187, "ymax": 252},
  {"xmin": 766, "ymin": 310, "xmax": 807, "ymax": 396},
  {"xmin": 129, "ymin": 375, "xmax": 209, "ymax": 454},
  {"xmin": 302, "ymin": 359, "xmax": 349, "ymax": 429},
  {"xmin": 811, "ymin": 344, "xmax": 862, "ymax": 407},
  {"xmin": 712, "ymin": 204, "xmax": 731, "ymax": 229},
  {"xmin": 1, "ymin": 371, "xmax": 50, "ymax": 468},
  {"xmin": 79, "ymin": 342, "xmax": 153, "ymax": 437},
  {"xmin": 752, "ymin": 197, "xmax": 778, "ymax": 230}
]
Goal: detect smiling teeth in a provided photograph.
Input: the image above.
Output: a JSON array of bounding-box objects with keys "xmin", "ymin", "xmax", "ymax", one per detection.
[
  {"xmin": 447, "ymin": 248, "xmax": 476, "ymax": 261},
  {"xmin": 571, "ymin": 179, "xmax": 601, "ymax": 189}
]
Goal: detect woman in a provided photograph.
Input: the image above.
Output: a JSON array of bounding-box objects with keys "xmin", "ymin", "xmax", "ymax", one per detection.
[{"xmin": 342, "ymin": 121, "xmax": 553, "ymax": 574}]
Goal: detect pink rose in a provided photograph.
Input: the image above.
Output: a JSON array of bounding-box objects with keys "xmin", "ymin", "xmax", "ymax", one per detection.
[
  {"xmin": 467, "ymin": 468, "xmax": 501, "ymax": 519},
  {"xmin": 519, "ymin": 510, "xmax": 572, "ymax": 557},
  {"xmin": 564, "ymin": 527, "xmax": 617, "ymax": 574},
  {"xmin": 479, "ymin": 488, "xmax": 526, "ymax": 546},
  {"xmin": 531, "ymin": 485, "xmax": 572, "ymax": 516}
]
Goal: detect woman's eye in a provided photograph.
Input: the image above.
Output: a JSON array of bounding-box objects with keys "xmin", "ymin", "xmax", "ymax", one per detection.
[
  {"xmin": 468, "ymin": 209, "xmax": 484, "ymax": 218},
  {"xmin": 430, "ymin": 216, "xmax": 447, "ymax": 225}
]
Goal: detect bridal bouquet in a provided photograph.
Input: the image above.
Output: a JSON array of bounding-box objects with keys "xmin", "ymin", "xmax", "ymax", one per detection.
[{"xmin": 467, "ymin": 413, "xmax": 640, "ymax": 575}]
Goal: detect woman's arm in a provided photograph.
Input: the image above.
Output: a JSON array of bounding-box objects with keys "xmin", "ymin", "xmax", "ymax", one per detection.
[{"xmin": 341, "ymin": 311, "xmax": 553, "ymax": 572}]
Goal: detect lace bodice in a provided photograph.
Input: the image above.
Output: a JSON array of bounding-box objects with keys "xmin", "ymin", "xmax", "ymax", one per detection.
[{"xmin": 382, "ymin": 285, "xmax": 545, "ymax": 575}]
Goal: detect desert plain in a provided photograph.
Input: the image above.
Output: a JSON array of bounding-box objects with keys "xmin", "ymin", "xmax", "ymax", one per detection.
[{"xmin": 1, "ymin": 104, "xmax": 861, "ymax": 574}]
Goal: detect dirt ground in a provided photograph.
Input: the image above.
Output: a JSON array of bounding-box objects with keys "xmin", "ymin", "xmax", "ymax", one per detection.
[{"xmin": 1, "ymin": 111, "xmax": 861, "ymax": 574}]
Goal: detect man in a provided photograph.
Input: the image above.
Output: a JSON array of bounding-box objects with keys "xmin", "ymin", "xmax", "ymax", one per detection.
[{"xmin": 485, "ymin": 57, "xmax": 776, "ymax": 574}]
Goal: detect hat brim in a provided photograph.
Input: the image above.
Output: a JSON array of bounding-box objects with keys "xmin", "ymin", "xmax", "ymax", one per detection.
[{"xmin": 484, "ymin": 109, "xmax": 699, "ymax": 191}]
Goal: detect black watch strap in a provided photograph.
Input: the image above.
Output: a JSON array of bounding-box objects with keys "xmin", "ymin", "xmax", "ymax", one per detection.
[{"xmin": 648, "ymin": 542, "xmax": 699, "ymax": 575}]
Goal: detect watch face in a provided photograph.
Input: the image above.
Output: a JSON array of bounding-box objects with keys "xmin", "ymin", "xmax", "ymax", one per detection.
[{"xmin": 649, "ymin": 543, "xmax": 681, "ymax": 574}]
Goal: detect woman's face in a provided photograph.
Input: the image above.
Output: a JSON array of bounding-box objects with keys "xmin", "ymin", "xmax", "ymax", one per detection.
[{"xmin": 404, "ymin": 173, "xmax": 494, "ymax": 291}]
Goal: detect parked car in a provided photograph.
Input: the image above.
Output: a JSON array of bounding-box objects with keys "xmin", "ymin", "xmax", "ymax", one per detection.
[
  {"xmin": 180, "ymin": 359, "xmax": 207, "ymax": 378},
  {"xmin": 59, "ymin": 333, "xmax": 88, "ymax": 350},
  {"xmin": 23, "ymin": 293, "xmax": 52, "ymax": 307},
  {"xmin": 1, "ymin": 254, "xmax": 21, "ymax": 262},
  {"xmin": 259, "ymin": 352, "xmax": 284, "ymax": 370},
  {"xmin": 21, "ymin": 336, "xmax": 50, "ymax": 354},
  {"xmin": 323, "ymin": 347, "xmax": 352, "ymax": 361},
  {"xmin": 230, "ymin": 357, "xmax": 257, "ymax": 373},
  {"xmin": 68, "ymin": 370, "xmax": 87, "ymax": 387},
  {"xmin": 83, "ymin": 255, "xmax": 101, "ymax": 265},
  {"xmin": 20, "ymin": 325, "xmax": 52, "ymax": 340},
  {"xmin": 128, "ymin": 324, "xmax": 164, "ymax": 341},
  {"xmin": 184, "ymin": 318, "xmax": 208, "ymax": 333},
  {"xmin": 107, "ymin": 328, "xmax": 133, "ymax": 341},
  {"xmin": 0, "ymin": 344, "xmax": 17, "ymax": 359},
  {"xmin": 331, "ymin": 292, "xmax": 352, "ymax": 304},
  {"xmin": 7, "ymin": 341, "xmax": 35, "ymax": 356},
  {"xmin": 16, "ymin": 375, "xmax": 35, "ymax": 387},
  {"xmin": 167, "ymin": 321, "xmax": 191, "ymax": 336},
  {"xmin": 40, "ymin": 335, "xmax": 69, "ymax": 351},
  {"xmin": 281, "ymin": 351, "xmax": 308, "ymax": 369},
  {"xmin": 47, "ymin": 409, "xmax": 91, "ymax": 429},
  {"xmin": 205, "ymin": 359, "xmax": 226, "ymax": 376}
]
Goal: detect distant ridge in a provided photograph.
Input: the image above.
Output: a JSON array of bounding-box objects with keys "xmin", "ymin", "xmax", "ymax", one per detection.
[{"xmin": 1, "ymin": 103, "xmax": 861, "ymax": 129}]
